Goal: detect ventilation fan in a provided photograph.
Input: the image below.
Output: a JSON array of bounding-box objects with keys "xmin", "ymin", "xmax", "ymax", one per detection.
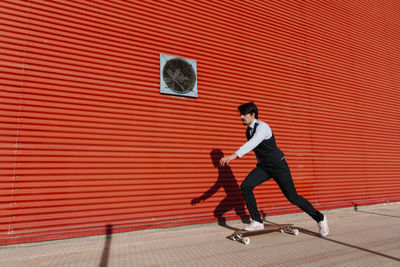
[{"xmin": 160, "ymin": 54, "xmax": 197, "ymax": 98}]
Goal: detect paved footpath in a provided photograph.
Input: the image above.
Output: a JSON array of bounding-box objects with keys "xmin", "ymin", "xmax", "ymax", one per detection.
[{"xmin": 1, "ymin": 203, "xmax": 399, "ymax": 267}]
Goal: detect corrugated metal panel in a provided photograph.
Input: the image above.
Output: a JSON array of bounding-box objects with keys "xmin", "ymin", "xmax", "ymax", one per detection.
[
  {"xmin": 300, "ymin": 0, "xmax": 400, "ymax": 209},
  {"xmin": 0, "ymin": 0, "xmax": 399, "ymax": 244},
  {"xmin": 0, "ymin": 0, "xmax": 30, "ymax": 239}
]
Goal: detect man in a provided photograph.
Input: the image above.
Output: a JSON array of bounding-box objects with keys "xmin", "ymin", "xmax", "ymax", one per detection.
[{"xmin": 220, "ymin": 102, "xmax": 329, "ymax": 237}]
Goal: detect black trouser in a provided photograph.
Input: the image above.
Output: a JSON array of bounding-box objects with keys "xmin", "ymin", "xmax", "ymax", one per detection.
[{"xmin": 241, "ymin": 159, "xmax": 324, "ymax": 223}]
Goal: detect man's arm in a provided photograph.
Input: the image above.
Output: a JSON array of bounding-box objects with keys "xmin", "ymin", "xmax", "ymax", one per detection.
[
  {"xmin": 219, "ymin": 153, "xmax": 238, "ymax": 166},
  {"xmin": 219, "ymin": 122, "xmax": 271, "ymax": 166}
]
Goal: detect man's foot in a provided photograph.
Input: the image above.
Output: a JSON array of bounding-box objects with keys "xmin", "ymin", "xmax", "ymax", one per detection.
[
  {"xmin": 318, "ymin": 215, "xmax": 329, "ymax": 237},
  {"xmin": 244, "ymin": 220, "xmax": 264, "ymax": 231}
]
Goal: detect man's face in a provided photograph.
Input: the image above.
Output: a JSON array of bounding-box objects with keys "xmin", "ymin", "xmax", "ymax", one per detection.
[{"xmin": 240, "ymin": 113, "xmax": 255, "ymax": 126}]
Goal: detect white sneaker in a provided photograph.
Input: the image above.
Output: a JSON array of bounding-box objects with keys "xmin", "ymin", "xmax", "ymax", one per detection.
[
  {"xmin": 244, "ymin": 220, "xmax": 264, "ymax": 231},
  {"xmin": 318, "ymin": 215, "xmax": 329, "ymax": 237}
]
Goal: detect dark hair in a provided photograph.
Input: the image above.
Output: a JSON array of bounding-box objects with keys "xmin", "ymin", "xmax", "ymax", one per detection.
[{"xmin": 238, "ymin": 102, "xmax": 258, "ymax": 119}]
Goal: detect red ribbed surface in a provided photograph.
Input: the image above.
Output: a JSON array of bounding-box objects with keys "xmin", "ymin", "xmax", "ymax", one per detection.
[{"xmin": 1, "ymin": 0, "xmax": 399, "ymax": 244}]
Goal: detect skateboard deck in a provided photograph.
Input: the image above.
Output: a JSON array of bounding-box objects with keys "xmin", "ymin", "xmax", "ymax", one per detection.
[{"xmin": 229, "ymin": 223, "xmax": 299, "ymax": 245}]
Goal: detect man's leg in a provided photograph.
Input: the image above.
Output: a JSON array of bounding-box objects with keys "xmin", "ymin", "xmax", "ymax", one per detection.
[
  {"xmin": 270, "ymin": 160, "xmax": 324, "ymax": 222},
  {"xmin": 241, "ymin": 167, "xmax": 270, "ymax": 223}
]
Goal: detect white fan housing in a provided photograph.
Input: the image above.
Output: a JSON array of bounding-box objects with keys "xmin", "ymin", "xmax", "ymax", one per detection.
[{"xmin": 160, "ymin": 54, "xmax": 197, "ymax": 98}]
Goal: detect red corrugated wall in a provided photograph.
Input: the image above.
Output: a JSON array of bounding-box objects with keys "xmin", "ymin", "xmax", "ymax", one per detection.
[{"xmin": 1, "ymin": 0, "xmax": 399, "ymax": 244}]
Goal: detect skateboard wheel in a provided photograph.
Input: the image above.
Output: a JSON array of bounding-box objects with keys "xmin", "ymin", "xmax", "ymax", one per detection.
[
  {"xmin": 242, "ymin": 237, "xmax": 250, "ymax": 245},
  {"xmin": 293, "ymin": 229, "xmax": 299, "ymax": 236},
  {"xmin": 280, "ymin": 228, "xmax": 284, "ymax": 234}
]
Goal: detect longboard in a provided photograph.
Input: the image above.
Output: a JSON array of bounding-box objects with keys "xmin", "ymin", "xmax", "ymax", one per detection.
[{"xmin": 229, "ymin": 223, "xmax": 299, "ymax": 245}]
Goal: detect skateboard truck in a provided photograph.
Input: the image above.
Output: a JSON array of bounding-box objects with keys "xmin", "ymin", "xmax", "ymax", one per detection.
[{"xmin": 280, "ymin": 225, "xmax": 299, "ymax": 235}]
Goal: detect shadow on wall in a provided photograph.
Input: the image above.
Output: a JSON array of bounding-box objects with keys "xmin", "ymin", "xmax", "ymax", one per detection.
[{"xmin": 191, "ymin": 149, "xmax": 250, "ymax": 229}]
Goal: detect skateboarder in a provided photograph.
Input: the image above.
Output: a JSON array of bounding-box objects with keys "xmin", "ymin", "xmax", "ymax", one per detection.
[{"xmin": 219, "ymin": 102, "xmax": 329, "ymax": 237}]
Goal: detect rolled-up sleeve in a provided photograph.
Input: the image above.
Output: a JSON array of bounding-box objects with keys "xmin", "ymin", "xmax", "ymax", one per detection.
[{"xmin": 235, "ymin": 122, "xmax": 272, "ymax": 158}]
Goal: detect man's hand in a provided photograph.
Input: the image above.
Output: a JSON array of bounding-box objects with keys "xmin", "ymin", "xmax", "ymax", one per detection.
[{"xmin": 219, "ymin": 153, "xmax": 238, "ymax": 166}]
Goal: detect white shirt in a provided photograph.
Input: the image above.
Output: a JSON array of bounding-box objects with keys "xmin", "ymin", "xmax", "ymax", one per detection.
[{"xmin": 235, "ymin": 119, "xmax": 273, "ymax": 158}]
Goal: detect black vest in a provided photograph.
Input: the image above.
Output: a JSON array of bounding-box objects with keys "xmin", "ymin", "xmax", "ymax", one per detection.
[{"xmin": 246, "ymin": 123, "xmax": 285, "ymax": 167}]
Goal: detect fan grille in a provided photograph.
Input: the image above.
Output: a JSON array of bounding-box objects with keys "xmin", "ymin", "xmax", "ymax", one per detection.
[{"xmin": 162, "ymin": 58, "xmax": 196, "ymax": 94}]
